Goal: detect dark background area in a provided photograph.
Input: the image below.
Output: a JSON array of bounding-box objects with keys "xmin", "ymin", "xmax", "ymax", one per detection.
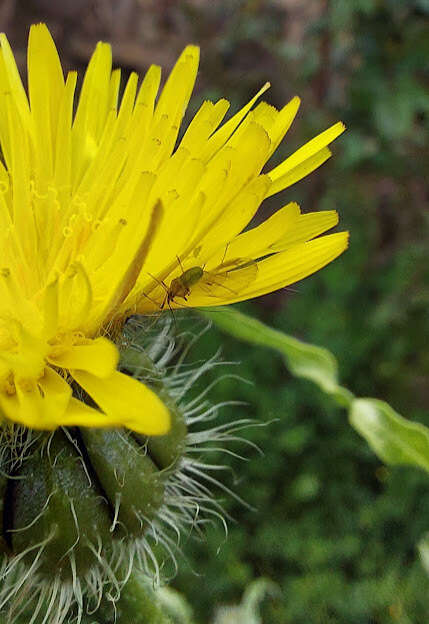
[{"xmin": 1, "ymin": 1, "xmax": 429, "ymax": 622}]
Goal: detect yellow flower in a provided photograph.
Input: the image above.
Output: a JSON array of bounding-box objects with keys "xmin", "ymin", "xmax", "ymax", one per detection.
[{"xmin": 0, "ymin": 24, "xmax": 348, "ymax": 433}]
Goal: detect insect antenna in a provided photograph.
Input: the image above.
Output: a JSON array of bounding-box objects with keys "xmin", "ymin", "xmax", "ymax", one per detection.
[
  {"xmin": 220, "ymin": 242, "xmax": 230, "ymax": 266},
  {"xmin": 146, "ymin": 272, "xmax": 169, "ymax": 308}
]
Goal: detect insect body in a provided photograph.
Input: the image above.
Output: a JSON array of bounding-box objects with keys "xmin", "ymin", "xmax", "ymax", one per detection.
[
  {"xmin": 154, "ymin": 254, "xmax": 258, "ymax": 313},
  {"xmin": 161, "ymin": 266, "xmax": 204, "ymax": 309}
]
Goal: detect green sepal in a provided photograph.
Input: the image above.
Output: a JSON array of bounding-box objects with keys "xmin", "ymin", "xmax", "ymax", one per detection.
[
  {"xmin": 97, "ymin": 570, "xmax": 173, "ymax": 624},
  {"xmin": 120, "ymin": 345, "xmax": 164, "ymax": 386},
  {"xmin": 120, "ymin": 335, "xmax": 188, "ymax": 471},
  {"xmin": 136, "ymin": 393, "xmax": 187, "ymax": 472},
  {"xmin": 79, "ymin": 428, "xmax": 165, "ymax": 536},
  {"xmin": 9, "ymin": 430, "xmax": 112, "ymax": 580}
]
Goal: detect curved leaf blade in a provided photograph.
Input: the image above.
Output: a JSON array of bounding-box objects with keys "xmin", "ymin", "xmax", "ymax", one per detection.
[
  {"xmin": 202, "ymin": 307, "xmax": 352, "ymax": 404},
  {"xmin": 203, "ymin": 306, "xmax": 429, "ymax": 475},
  {"xmin": 350, "ymin": 398, "xmax": 429, "ymax": 474}
]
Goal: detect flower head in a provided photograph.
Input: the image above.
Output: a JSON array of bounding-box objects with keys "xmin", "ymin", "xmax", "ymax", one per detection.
[{"xmin": 0, "ymin": 24, "xmax": 347, "ymax": 433}]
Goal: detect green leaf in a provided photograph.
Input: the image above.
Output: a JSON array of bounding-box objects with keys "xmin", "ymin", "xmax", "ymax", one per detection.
[
  {"xmin": 202, "ymin": 307, "xmax": 353, "ymax": 406},
  {"xmin": 203, "ymin": 307, "xmax": 429, "ymax": 475},
  {"xmin": 350, "ymin": 398, "xmax": 429, "ymax": 474}
]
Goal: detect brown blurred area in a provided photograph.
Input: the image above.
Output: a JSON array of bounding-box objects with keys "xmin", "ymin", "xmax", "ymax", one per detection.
[
  {"xmin": 1, "ymin": 0, "xmax": 197, "ymax": 74},
  {"xmin": 0, "ymin": 0, "xmax": 322, "ymax": 106}
]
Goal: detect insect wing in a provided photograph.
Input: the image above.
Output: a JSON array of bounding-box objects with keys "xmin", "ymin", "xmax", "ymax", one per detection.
[{"xmin": 194, "ymin": 259, "xmax": 258, "ymax": 299}]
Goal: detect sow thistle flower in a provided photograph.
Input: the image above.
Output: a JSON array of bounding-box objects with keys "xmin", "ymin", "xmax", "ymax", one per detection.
[
  {"xmin": 0, "ymin": 23, "xmax": 347, "ymax": 435},
  {"xmin": 0, "ymin": 23, "xmax": 348, "ymax": 623}
]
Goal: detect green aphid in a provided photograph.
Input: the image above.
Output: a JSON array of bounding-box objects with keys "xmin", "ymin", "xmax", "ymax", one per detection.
[{"xmin": 161, "ymin": 265, "xmax": 204, "ymax": 309}]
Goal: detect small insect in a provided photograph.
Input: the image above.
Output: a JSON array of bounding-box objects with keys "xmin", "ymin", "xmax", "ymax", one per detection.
[
  {"xmin": 160, "ymin": 265, "xmax": 204, "ymax": 309},
  {"xmin": 146, "ymin": 254, "xmax": 258, "ymax": 316}
]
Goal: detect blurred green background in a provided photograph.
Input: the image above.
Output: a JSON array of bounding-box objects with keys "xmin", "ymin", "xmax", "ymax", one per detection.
[{"xmin": 1, "ymin": 1, "xmax": 428, "ymax": 622}]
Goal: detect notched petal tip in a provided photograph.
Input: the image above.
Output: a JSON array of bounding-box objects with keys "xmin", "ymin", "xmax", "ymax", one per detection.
[
  {"xmin": 30, "ymin": 22, "xmax": 49, "ymax": 34},
  {"xmin": 177, "ymin": 44, "xmax": 200, "ymax": 69},
  {"xmin": 183, "ymin": 44, "xmax": 200, "ymax": 56},
  {"xmin": 325, "ymin": 230, "xmax": 350, "ymax": 255},
  {"xmin": 287, "ymin": 94, "xmax": 301, "ymax": 111}
]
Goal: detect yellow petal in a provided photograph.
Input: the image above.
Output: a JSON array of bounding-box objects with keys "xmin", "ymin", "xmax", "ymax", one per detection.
[
  {"xmin": 200, "ymin": 82, "xmax": 270, "ymax": 162},
  {"xmin": 77, "ymin": 71, "xmax": 138, "ymax": 199},
  {"xmin": 5, "ymin": 93, "xmax": 35, "ymax": 261},
  {"xmin": 270, "ymin": 210, "xmax": 339, "ymax": 251},
  {"xmin": 58, "ymin": 261, "xmax": 93, "ymax": 330},
  {"xmin": 252, "ymin": 95, "xmax": 301, "ymax": 159},
  {"xmin": 267, "ymin": 146, "xmax": 332, "ymax": 196},
  {"xmin": 41, "ymin": 277, "xmax": 59, "ymax": 336},
  {"xmin": 221, "ymin": 202, "xmax": 301, "ymax": 260},
  {"xmin": 60, "ymin": 397, "xmax": 126, "ymax": 428},
  {"xmin": 48, "ymin": 336, "xmax": 119, "ymax": 378},
  {"xmin": 92, "ymin": 202, "xmax": 164, "ymax": 330},
  {"xmin": 54, "ymin": 70, "xmax": 77, "ymax": 194},
  {"xmin": 71, "ymin": 369, "xmax": 171, "ymax": 435},
  {"xmin": 72, "ymin": 41, "xmax": 113, "ymax": 187},
  {"xmin": 139, "ymin": 191, "xmax": 205, "ymax": 289},
  {"xmin": 180, "ymin": 99, "xmax": 230, "ymax": 155},
  {"xmin": 0, "ymin": 367, "xmax": 71, "ymax": 430},
  {"xmin": 243, "ymin": 231, "xmax": 350, "ymax": 299},
  {"xmin": 28, "ymin": 23, "xmax": 65, "ymax": 184},
  {"xmin": 200, "ymin": 175, "xmax": 271, "ymax": 262},
  {"xmin": 0, "ymin": 32, "xmax": 31, "ymax": 126},
  {"xmin": 268, "ymin": 121, "xmax": 345, "ymax": 182},
  {"xmin": 126, "ymin": 64, "xmax": 161, "ymax": 166},
  {"xmin": 269, "ymin": 95, "xmax": 301, "ymax": 155},
  {"xmin": 73, "ymin": 41, "xmax": 112, "ymax": 141},
  {"xmin": 200, "ymin": 121, "xmax": 271, "ymax": 226},
  {"xmin": 189, "ymin": 232, "xmax": 349, "ymax": 307},
  {"xmin": 189, "ymin": 261, "xmax": 259, "ymax": 303},
  {"xmin": 204, "ymin": 202, "xmax": 305, "ymax": 269},
  {"xmin": 154, "ymin": 45, "xmax": 199, "ymax": 127}
]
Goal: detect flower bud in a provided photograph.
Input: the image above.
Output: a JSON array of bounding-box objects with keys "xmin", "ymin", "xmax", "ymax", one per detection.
[{"xmin": 0, "ymin": 322, "xmax": 193, "ymax": 623}]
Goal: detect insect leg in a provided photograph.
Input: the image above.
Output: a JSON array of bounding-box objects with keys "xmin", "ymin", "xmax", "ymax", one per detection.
[
  {"xmin": 220, "ymin": 242, "xmax": 230, "ymax": 266},
  {"xmin": 146, "ymin": 272, "xmax": 171, "ymax": 310}
]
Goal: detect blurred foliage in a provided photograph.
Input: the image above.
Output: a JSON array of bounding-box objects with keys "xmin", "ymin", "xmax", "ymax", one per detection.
[
  {"xmin": 171, "ymin": 1, "xmax": 429, "ymax": 623},
  {"xmin": 1, "ymin": 0, "xmax": 428, "ymax": 623}
]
